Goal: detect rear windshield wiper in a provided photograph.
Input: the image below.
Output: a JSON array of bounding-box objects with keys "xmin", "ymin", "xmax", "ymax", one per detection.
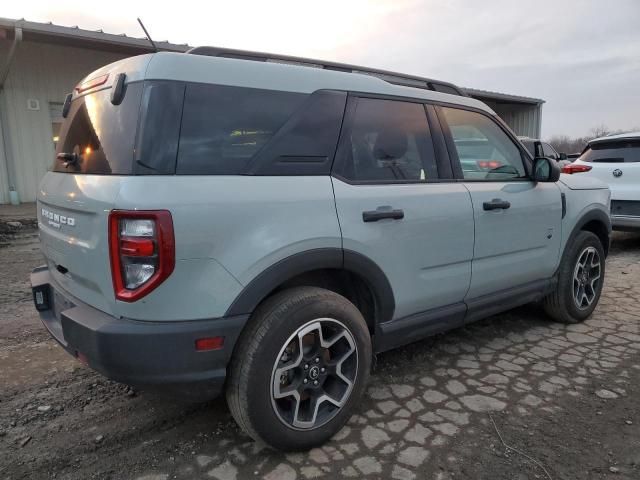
[{"xmin": 56, "ymin": 152, "xmax": 79, "ymax": 167}]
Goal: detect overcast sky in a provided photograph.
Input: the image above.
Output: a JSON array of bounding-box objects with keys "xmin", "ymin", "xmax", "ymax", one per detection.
[{"xmin": 4, "ymin": 0, "xmax": 639, "ymax": 137}]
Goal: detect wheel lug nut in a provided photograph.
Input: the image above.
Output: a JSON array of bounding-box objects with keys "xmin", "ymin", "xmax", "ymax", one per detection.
[
  {"xmin": 313, "ymin": 380, "xmax": 318, "ymax": 386},
  {"xmin": 320, "ymin": 367, "xmax": 325, "ymax": 373},
  {"xmin": 315, "ymin": 357, "xmax": 320, "ymax": 363},
  {"xmin": 303, "ymin": 378, "xmax": 308, "ymax": 384},
  {"xmin": 304, "ymin": 364, "xmax": 309, "ymax": 370}
]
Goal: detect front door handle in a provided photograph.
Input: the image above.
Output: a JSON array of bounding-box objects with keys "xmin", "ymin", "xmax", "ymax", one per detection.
[
  {"xmin": 362, "ymin": 207, "xmax": 405, "ymax": 222},
  {"xmin": 483, "ymin": 198, "xmax": 511, "ymax": 211}
]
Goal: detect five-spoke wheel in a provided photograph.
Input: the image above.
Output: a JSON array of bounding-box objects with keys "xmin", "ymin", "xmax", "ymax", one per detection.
[
  {"xmin": 271, "ymin": 318, "xmax": 358, "ymax": 430},
  {"xmin": 227, "ymin": 287, "xmax": 371, "ymax": 451},
  {"xmin": 543, "ymin": 230, "xmax": 605, "ymax": 323},
  {"xmin": 572, "ymin": 246, "xmax": 601, "ymax": 310}
]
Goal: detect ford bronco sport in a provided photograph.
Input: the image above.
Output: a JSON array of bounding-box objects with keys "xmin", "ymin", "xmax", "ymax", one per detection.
[{"xmin": 31, "ymin": 48, "xmax": 611, "ymax": 451}]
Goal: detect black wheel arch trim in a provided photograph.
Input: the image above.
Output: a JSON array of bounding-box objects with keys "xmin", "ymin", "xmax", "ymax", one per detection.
[
  {"xmin": 563, "ymin": 208, "xmax": 611, "ymax": 260},
  {"xmin": 224, "ymin": 248, "xmax": 396, "ymax": 324}
]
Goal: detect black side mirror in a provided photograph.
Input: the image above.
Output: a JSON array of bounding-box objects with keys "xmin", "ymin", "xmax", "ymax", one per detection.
[
  {"xmin": 558, "ymin": 152, "xmax": 568, "ymax": 160},
  {"xmin": 533, "ymin": 157, "xmax": 561, "ymax": 182}
]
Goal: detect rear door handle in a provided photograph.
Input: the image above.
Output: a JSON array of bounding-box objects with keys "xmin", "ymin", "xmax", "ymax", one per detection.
[
  {"xmin": 362, "ymin": 207, "xmax": 405, "ymax": 222},
  {"xmin": 483, "ymin": 198, "xmax": 511, "ymax": 211}
]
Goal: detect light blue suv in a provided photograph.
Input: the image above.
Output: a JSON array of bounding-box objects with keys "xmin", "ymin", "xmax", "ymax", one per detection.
[{"xmin": 31, "ymin": 48, "xmax": 611, "ymax": 451}]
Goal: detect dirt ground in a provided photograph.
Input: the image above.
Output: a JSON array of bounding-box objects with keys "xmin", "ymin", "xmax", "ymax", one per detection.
[{"xmin": 1, "ymin": 224, "xmax": 639, "ymax": 480}]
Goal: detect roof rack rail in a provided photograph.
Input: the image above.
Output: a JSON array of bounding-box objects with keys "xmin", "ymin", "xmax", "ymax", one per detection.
[{"xmin": 186, "ymin": 46, "xmax": 467, "ymax": 97}]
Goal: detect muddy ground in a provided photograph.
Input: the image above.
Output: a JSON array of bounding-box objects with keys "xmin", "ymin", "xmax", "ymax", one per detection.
[{"xmin": 1, "ymin": 226, "xmax": 639, "ymax": 480}]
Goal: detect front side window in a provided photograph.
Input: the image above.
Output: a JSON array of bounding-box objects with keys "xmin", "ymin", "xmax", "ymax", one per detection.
[
  {"xmin": 336, "ymin": 98, "xmax": 437, "ymax": 182},
  {"xmin": 542, "ymin": 143, "xmax": 558, "ymax": 159},
  {"xmin": 176, "ymin": 84, "xmax": 307, "ymax": 174},
  {"xmin": 441, "ymin": 107, "xmax": 527, "ymax": 181}
]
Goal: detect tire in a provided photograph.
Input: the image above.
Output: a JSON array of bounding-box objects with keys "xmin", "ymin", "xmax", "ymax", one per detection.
[
  {"xmin": 543, "ymin": 231, "xmax": 605, "ymax": 323},
  {"xmin": 226, "ymin": 286, "xmax": 372, "ymax": 451}
]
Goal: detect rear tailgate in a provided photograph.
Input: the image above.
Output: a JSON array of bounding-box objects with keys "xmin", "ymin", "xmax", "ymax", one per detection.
[
  {"xmin": 37, "ymin": 55, "xmax": 151, "ymax": 315},
  {"xmin": 38, "ymin": 174, "xmax": 123, "ymax": 315}
]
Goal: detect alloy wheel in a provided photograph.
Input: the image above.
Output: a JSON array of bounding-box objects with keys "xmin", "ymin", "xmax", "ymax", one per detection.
[{"xmin": 270, "ymin": 318, "xmax": 358, "ymax": 430}]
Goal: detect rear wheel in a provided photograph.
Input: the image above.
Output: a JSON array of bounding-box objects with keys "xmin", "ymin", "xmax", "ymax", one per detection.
[
  {"xmin": 226, "ymin": 287, "xmax": 371, "ymax": 451},
  {"xmin": 543, "ymin": 231, "xmax": 605, "ymax": 323}
]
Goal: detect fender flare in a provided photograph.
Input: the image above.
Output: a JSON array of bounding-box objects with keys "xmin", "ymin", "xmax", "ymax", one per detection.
[
  {"xmin": 562, "ymin": 208, "xmax": 611, "ymax": 259},
  {"xmin": 224, "ymin": 248, "xmax": 395, "ymax": 324}
]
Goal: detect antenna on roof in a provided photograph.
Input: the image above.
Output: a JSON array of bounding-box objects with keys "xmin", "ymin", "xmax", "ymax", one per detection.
[{"xmin": 137, "ymin": 18, "xmax": 158, "ymax": 52}]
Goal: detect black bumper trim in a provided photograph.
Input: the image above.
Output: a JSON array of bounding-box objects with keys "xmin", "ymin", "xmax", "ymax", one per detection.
[{"xmin": 30, "ymin": 266, "xmax": 249, "ymax": 399}]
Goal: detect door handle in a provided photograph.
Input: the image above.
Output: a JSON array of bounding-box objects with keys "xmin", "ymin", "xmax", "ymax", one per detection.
[
  {"xmin": 483, "ymin": 198, "xmax": 511, "ymax": 211},
  {"xmin": 362, "ymin": 207, "xmax": 405, "ymax": 222}
]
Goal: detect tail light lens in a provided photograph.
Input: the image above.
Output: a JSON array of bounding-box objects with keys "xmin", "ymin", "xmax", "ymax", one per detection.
[
  {"xmin": 477, "ymin": 160, "xmax": 502, "ymax": 170},
  {"xmin": 561, "ymin": 164, "xmax": 592, "ymax": 174},
  {"xmin": 108, "ymin": 210, "xmax": 175, "ymax": 302}
]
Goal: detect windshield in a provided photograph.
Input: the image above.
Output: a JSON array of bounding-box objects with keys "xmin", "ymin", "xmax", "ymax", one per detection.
[
  {"xmin": 581, "ymin": 140, "xmax": 640, "ymax": 163},
  {"xmin": 53, "ymin": 83, "xmax": 143, "ymax": 174}
]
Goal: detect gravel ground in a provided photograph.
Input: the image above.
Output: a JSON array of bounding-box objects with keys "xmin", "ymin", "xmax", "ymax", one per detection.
[{"xmin": 1, "ymin": 227, "xmax": 639, "ymax": 480}]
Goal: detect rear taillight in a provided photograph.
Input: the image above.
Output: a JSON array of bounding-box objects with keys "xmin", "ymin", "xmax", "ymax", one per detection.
[
  {"xmin": 477, "ymin": 160, "xmax": 502, "ymax": 170},
  {"xmin": 561, "ymin": 164, "xmax": 592, "ymax": 174},
  {"xmin": 108, "ymin": 210, "xmax": 175, "ymax": 302}
]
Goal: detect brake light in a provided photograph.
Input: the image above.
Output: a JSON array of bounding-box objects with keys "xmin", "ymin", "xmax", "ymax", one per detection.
[
  {"xmin": 477, "ymin": 160, "xmax": 502, "ymax": 169},
  {"xmin": 75, "ymin": 74, "xmax": 109, "ymax": 93},
  {"xmin": 561, "ymin": 164, "xmax": 592, "ymax": 174},
  {"xmin": 108, "ymin": 210, "xmax": 175, "ymax": 302}
]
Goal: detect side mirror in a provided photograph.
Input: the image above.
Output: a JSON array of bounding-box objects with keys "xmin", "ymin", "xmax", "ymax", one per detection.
[
  {"xmin": 533, "ymin": 157, "xmax": 561, "ymax": 182},
  {"xmin": 558, "ymin": 152, "xmax": 568, "ymax": 160}
]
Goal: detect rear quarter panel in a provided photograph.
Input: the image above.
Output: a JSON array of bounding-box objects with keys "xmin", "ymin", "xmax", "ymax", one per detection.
[{"xmin": 113, "ymin": 176, "xmax": 341, "ymax": 321}]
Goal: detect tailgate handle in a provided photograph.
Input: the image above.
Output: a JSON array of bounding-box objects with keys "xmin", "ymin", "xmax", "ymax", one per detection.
[
  {"xmin": 362, "ymin": 207, "xmax": 404, "ymax": 222},
  {"xmin": 483, "ymin": 198, "xmax": 511, "ymax": 211}
]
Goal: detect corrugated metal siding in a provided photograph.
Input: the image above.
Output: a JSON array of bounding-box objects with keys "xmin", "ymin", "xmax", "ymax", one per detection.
[
  {"xmin": 0, "ymin": 93, "xmax": 9, "ymax": 204},
  {"xmin": 1, "ymin": 41, "xmax": 126, "ymax": 203},
  {"xmin": 480, "ymin": 99, "xmax": 542, "ymax": 138}
]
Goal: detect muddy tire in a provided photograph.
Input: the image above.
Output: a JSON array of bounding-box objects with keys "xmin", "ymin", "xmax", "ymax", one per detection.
[
  {"xmin": 226, "ymin": 287, "xmax": 372, "ymax": 451},
  {"xmin": 543, "ymin": 231, "xmax": 605, "ymax": 323}
]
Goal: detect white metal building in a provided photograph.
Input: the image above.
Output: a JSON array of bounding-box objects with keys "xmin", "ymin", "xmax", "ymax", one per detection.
[{"xmin": 0, "ymin": 17, "xmax": 544, "ymax": 204}]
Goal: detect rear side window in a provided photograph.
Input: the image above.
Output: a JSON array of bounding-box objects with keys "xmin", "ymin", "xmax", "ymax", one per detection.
[
  {"xmin": 581, "ymin": 140, "xmax": 640, "ymax": 163},
  {"xmin": 53, "ymin": 83, "xmax": 143, "ymax": 174},
  {"xmin": 135, "ymin": 81, "xmax": 185, "ymax": 174},
  {"xmin": 335, "ymin": 98, "xmax": 438, "ymax": 182},
  {"xmin": 441, "ymin": 107, "xmax": 526, "ymax": 181},
  {"xmin": 176, "ymin": 84, "xmax": 307, "ymax": 174}
]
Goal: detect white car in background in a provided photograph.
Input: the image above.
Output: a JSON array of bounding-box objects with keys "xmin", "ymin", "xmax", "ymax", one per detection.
[{"xmin": 573, "ymin": 132, "xmax": 640, "ymax": 231}]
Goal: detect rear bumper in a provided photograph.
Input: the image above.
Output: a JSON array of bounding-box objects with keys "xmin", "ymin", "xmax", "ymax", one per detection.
[
  {"xmin": 611, "ymin": 215, "xmax": 640, "ymax": 232},
  {"xmin": 30, "ymin": 266, "xmax": 248, "ymax": 399}
]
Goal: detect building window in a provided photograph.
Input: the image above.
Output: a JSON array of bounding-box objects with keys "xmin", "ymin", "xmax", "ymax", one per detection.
[{"xmin": 49, "ymin": 102, "xmax": 64, "ymax": 148}]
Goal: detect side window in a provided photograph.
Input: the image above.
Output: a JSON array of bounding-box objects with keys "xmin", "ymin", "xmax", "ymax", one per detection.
[
  {"xmin": 336, "ymin": 98, "xmax": 438, "ymax": 182},
  {"xmin": 441, "ymin": 107, "xmax": 527, "ymax": 181},
  {"xmin": 177, "ymin": 84, "xmax": 307, "ymax": 174},
  {"xmin": 542, "ymin": 143, "xmax": 558, "ymax": 160}
]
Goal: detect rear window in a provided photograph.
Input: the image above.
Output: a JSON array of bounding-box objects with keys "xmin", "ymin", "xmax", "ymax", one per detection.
[
  {"xmin": 53, "ymin": 83, "xmax": 142, "ymax": 174},
  {"xmin": 176, "ymin": 84, "xmax": 307, "ymax": 174},
  {"xmin": 581, "ymin": 140, "xmax": 640, "ymax": 163}
]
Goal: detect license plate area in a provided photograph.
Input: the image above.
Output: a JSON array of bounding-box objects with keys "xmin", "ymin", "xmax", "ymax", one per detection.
[{"xmin": 32, "ymin": 284, "xmax": 51, "ymax": 311}]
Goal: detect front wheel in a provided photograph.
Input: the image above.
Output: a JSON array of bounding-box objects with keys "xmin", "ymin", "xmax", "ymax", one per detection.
[
  {"xmin": 226, "ymin": 287, "xmax": 372, "ymax": 451},
  {"xmin": 543, "ymin": 231, "xmax": 605, "ymax": 323}
]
